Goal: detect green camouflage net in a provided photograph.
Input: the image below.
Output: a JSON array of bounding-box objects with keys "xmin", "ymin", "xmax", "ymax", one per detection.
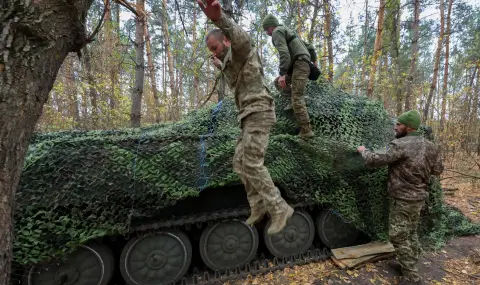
[{"xmin": 13, "ymin": 81, "xmax": 480, "ymax": 266}]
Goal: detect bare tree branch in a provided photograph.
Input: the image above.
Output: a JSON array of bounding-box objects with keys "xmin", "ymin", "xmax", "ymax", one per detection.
[
  {"xmin": 86, "ymin": 0, "xmax": 110, "ymax": 43},
  {"xmin": 199, "ymin": 74, "xmax": 221, "ymax": 107},
  {"xmin": 115, "ymin": 0, "xmax": 140, "ymax": 17}
]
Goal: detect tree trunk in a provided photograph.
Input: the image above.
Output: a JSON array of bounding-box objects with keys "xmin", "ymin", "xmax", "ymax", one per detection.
[
  {"xmin": 360, "ymin": 0, "xmax": 369, "ymax": 95},
  {"xmin": 307, "ymin": 0, "xmax": 321, "ymax": 43},
  {"xmin": 192, "ymin": 5, "xmax": 200, "ymax": 109},
  {"xmin": 404, "ymin": 0, "xmax": 420, "ymax": 110},
  {"xmin": 83, "ymin": 47, "xmax": 98, "ymax": 128},
  {"xmin": 472, "ymin": 63, "xmax": 480, "ymax": 124},
  {"xmin": 161, "ymin": 0, "xmax": 177, "ymax": 120},
  {"xmin": 144, "ymin": 19, "xmax": 161, "ymax": 123},
  {"xmin": 130, "ymin": 0, "xmax": 145, "ymax": 128},
  {"xmin": 440, "ymin": 0, "xmax": 453, "ymax": 132},
  {"xmin": 297, "ymin": 2, "xmax": 302, "ymax": 35},
  {"xmin": 0, "ymin": 1, "xmax": 92, "ymax": 283},
  {"xmin": 65, "ymin": 56, "xmax": 80, "ymax": 128},
  {"xmin": 323, "ymin": 0, "xmax": 334, "ymax": 82},
  {"xmin": 367, "ymin": 0, "xmax": 385, "ymax": 98},
  {"xmin": 424, "ymin": 0, "xmax": 445, "ymax": 119}
]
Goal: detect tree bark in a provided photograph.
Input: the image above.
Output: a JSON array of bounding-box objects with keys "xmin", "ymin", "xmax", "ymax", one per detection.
[
  {"xmin": 0, "ymin": 0, "xmax": 93, "ymax": 283},
  {"xmin": 323, "ymin": 0, "xmax": 334, "ymax": 82},
  {"xmin": 130, "ymin": 0, "xmax": 145, "ymax": 128},
  {"xmin": 424, "ymin": 0, "xmax": 445, "ymax": 119},
  {"xmin": 472, "ymin": 63, "xmax": 480, "ymax": 124},
  {"xmin": 192, "ymin": 4, "xmax": 200, "ymax": 109},
  {"xmin": 144, "ymin": 19, "xmax": 161, "ymax": 123},
  {"xmin": 367, "ymin": 0, "xmax": 385, "ymax": 98},
  {"xmin": 83, "ymin": 47, "xmax": 98, "ymax": 128},
  {"xmin": 161, "ymin": 0, "xmax": 177, "ymax": 120},
  {"xmin": 360, "ymin": 0, "xmax": 369, "ymax": 95},
  {"xmin": 307, "ymin": 0, "xmax": 321, "ymax": 43},
  {"xmin": 65, "ymin": 56, "xmax": 80, "ymax": 127},
  {"xmin": 404, "ymin": 0, "xmax": 420, "ymax": 110},
  {"xmin": 440, "ymin": 0, "xmax": 453, "ymax": 132}
]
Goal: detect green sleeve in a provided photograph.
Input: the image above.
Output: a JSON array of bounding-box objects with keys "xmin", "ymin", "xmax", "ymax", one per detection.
[
  {"xmin": 272, "ymin": 29, "xmax": 291, "ymax": 76},
  {"xmin": 212, "ymin": 13, "xmax": 251, "ymax": 61},
  {"xmin": 361, "ymin": 141, "xmax": 405, "ymax": 168}
]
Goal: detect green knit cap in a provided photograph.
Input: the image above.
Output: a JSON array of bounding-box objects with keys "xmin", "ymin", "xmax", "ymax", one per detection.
[
  {"xmin": 397, "ymin": 110, "xmax": 421, "ymax": 129},
  {"xmin": 262, "ymin": 14, "xmax": 280, "ymax": 29}
]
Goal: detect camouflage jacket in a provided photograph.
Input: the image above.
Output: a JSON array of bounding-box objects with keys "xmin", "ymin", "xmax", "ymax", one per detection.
[
  {"xmin": 213, "ymin": 14, "xmax": 275, "ymax": 122},
  {"xmin": 361, "ymin": 131, "xmax": 444, "ymax": 201},
  {"xmin": 271, "ymin": 25, "xmax": 317, "ymax": 76}
]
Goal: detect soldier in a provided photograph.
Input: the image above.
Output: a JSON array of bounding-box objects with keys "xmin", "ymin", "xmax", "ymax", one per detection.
[
  {"xmin": 196, "ymin": 0, "xmax": 294, "ymax": 235},
  {"xmin": 262, "ymin": 14, "xmax": 317, "ymax": 139},
  {"xmin": 356, "ymin": 110, "xmax": 444, "ymax": 285}
]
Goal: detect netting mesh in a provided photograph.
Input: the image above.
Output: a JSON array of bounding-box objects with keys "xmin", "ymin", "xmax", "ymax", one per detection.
[{"xmin": 13, "ymin": 81, "xmax": 480, "ymax": 267}]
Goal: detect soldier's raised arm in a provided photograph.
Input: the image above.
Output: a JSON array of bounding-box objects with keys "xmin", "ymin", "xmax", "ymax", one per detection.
[
  {"xmin": 358, "ymin": 141, "xmax": 406, "ymax": 168},
  {"xmin": 197, "ymin": 0, "xmax": 251, "ymax": 60}
]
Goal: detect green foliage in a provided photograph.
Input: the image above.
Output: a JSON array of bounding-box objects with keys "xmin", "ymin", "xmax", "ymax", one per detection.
[{"xmin": 14, "ymin": 81, "xmax": 479, "ymax": 266}]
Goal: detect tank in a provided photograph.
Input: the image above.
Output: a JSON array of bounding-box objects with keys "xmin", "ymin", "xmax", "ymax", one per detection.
[{"xmin": 11, "ymin": 81, "xmax": 476, "ymax": 285}]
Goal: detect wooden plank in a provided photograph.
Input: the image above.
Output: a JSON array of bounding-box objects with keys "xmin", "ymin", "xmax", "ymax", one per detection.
[
  {"xmin": 330, "ymin": 256, "xmax": 347, "ymax": 269},
  {"xmin": 352, "ymin": 252, "xmax": 395, "ymax": 269},
  {"xmin": 332, "ymin": 241, "xmax": 395, "ymax": 260},
  {"xmin": 331, "ymin": 252, "xmax": 396, "ymax": 269},
  {"xmin": 338, "ymin": 254, "xmax": 379, "ymax": 268}
]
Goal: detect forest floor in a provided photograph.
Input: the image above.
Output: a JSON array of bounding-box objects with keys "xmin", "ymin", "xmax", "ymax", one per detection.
[{"xmin": 229, "ymin": 153, "xmax": 480, "ymax": 285}]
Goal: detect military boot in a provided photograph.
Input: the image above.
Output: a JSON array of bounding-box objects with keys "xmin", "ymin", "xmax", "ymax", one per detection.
[
  {"xmin": 298, "ymin": 124, "xmax": 314, "ymax": 139},
  {"xmin": 246, "ymin": 206, "xmax": 267, "ymax": 226},
  {"xmin": 267, "ymin": 202, "xmax": 294, "ymax": 235}
]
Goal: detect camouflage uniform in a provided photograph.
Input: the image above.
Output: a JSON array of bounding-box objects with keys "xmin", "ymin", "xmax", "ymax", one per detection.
[
  {"xmin": 212, "ymin": 14, "xmax": 294, "ymax": 235},
  {"xmin": 271, "ymin": 25, "xmax": 317, "ymax": 137},
  {"xmin": 360, "ymin": 131, "xmax": 444, "ymax": 282}
]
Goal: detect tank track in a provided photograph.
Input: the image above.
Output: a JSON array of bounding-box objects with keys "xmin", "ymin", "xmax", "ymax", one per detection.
[{"xmin": 129, "ymin": 201, "xmax": 333, "ymax": 285}]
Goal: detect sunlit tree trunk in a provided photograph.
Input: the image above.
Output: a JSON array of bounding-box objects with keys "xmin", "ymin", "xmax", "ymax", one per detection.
[
  {"xmin": 367, "ymin": 0, "xmax": 385, "ymax": 98},
  {"xmin": 130, "ymin": 0, "xmax": 145, "ymax": 128},
  {"xmin": 323, "ymin": 0, "xmax": 334, "ymax": 82},
  {"xmin": 145, "ymin": 19, "xmax": 161, "ymax": 123},
  {"xmin": 440, "ymin": 0, "xmax": 453, "ymax": 132},
  {"xmin": 404, "ymin": 0, "xmax": 420, "ymax": 110},
  {"xmin": 424, "ymin": 0, "xmax": 445, "ymax": 119}
]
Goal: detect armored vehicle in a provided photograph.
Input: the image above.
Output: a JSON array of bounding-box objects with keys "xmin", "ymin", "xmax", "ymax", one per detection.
[{"xmin": 12, "ymin": 82, "xmax": 474, "ymax": 285}]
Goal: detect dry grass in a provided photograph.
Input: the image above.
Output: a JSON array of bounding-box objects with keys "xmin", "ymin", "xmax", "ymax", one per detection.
[{"xmin": 441, "ymin": 152, "xmax": 480, "ymax": 223}]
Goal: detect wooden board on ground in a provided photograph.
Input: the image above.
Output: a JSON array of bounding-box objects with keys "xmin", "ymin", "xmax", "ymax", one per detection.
[
  {"xmin": 331, "ymin": 252, "xmax": 395, "ymax": 269},
  {"xmin": 331, "ymin": 241, "xmax": 395, "ymax": 260}
]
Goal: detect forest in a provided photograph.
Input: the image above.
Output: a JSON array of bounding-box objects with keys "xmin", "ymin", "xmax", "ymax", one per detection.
[{"xmin": 36, "ymin": 0, "xmax": 479, "ymax": 156}]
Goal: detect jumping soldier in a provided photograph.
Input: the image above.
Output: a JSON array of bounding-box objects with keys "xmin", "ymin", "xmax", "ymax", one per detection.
[
  {"xmin": 196, "ymin": 0, "xmax": 294, "ymax": 235},
  {"xmin": 262, "ymin": 14, "xmax": 317, "ymax": 139},
  {"xmin": 356, "ymin": 110, "xmax": 444, "ymax": 285}
]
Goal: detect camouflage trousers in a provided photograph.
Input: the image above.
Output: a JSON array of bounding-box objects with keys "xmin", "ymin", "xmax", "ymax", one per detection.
[
  {"xmin": 274, "ymin": 60, "xmax": 312, "ymax": 133},
  {"xmin": 232, "ymin": 110, "xmax": 287, "ymax": 214},
  {"xmin": 389, "ymin": 198, "xmax": 425, "ymax": 282}
]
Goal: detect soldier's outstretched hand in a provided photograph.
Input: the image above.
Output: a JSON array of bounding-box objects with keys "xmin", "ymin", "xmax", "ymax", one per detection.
[{"xmin": 196, "ymin": 0, "xmax": 222, "ymax": 22}]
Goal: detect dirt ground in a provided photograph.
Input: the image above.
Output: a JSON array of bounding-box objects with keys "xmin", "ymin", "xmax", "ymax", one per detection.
[
  {"xmin": 229, "ymin": 156, "xmax": 480, "ymax": 285},
  {"xmin": 229, "ymin": 235, "xmax": 480, "ymax": 285}
]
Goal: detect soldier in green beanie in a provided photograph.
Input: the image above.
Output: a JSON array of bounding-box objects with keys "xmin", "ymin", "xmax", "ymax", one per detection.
[
  {"xmin": 356, "ymin": 110, "xmax": 444, "ymax": 285},
  {"xmin": 262, "ymin": 14, "xmax": 317, "ymax": 139}
]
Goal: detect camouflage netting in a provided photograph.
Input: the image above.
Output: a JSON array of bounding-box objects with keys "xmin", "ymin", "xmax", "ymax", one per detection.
[{"xmin": 14, "ymin": 81, "xmax": 480, "ymax": 266}]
